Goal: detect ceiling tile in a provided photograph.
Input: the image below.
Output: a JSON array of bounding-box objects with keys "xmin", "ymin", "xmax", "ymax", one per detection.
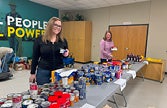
[{"xmin": 30, "ymin": 0, "xmax": 150, "ymax": 10}]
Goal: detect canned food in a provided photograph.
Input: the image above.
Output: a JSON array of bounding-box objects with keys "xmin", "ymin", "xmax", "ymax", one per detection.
[
  {"xmin": 7, "ymin": 93, "xmax": 15, "ymax": 100},
  {"xmin": 73, "ymin": 90, "xmax": 79, "ymax": 102},
  {"xmin": 73, "ymin": 81, "xmax": 79, "ymax": 90},
  {"xmin": 22, "ymin": 100, "xmax": 33, "ymax": 108},
  {"xmin": 22, "ymin": 95, "xmax": 31, "ymax": 100},
  {"xmin": 95, "ymin": 73, "xmax": 103, "ymax": 85},
  {"xmin": 0, "ymin": 103, "xmax": 13, "ymax": 108},
  {"xmin": 40, "ymin": 101, "xmax": 51, "ymax": 108},
  {"xmin": 79, "ymin": 89, "xmax": 86, "ymax": 100},
  {"xmin": 43, "ymin": 83, "xmax": 50, "ymax": 88},
  {"xmin": 12, "ymin": 93, "xmax": 22, "ymax": 108},
  {"xmin": 70, "ymin": 93, "xmax": 75, "ymax": 106},
  {"xmin": 65, "ymin": 89, "xmax": 71, "ymax": 93},
  {"xmin": 42, "ymin": 88, "xmax": 50, "ymax": 92},
  {"xmin": 21, "ymin": 90, "xmax": 30, "ymax": 95},
  {"xmin": 70, "ymin": 86, "xmax": 75, "ymax": 93},
  {"xmin": 63, "ymin": 84, "xmax": 70, "ymax": 92},
  {"xmin": 4, "ymin": 100, "xmax": 12, "ymax": 104},
  {"xmin": 78, "ymin": 77, "xmax": 86, "ymax": 89},
  {"xmin": 0, "ymin": 98, "xmax": 6, "ymax": 105},
  {"xmin": 62, "ymin": 76, "xmax": 68, "ymax": 86},
  {"xmin": 27, "ymin": 103, "xmax": 39, "ymax": 108},
  {"xmin": 40, "ymin": 92, "xmax": 49, "ymax": 101},
  {"xmin": 77, "ymin": 71, "xmax": 84, "ymax": 78},
  {"xmin": 34, "ymin": 98, "xmax": 45, "ymax": 105}
]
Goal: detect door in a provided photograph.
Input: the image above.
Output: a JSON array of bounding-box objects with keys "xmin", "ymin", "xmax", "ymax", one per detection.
[
  {"xmin": 62, "ymin": 21, "xmax": 92, "ymax": 62},
  {"xmin": 109, "ymin": 24, "xmax": 148, "ymax": 60}
]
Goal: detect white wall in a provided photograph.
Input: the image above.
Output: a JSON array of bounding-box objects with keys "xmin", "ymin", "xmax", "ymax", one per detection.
[
  {"xmin": 147, "ymin": 0, "xmax": 167, "ymax": 60},
  {"xmin": 80, "ymin": 2, "xmax": 151, "ymax": 62},
  {"xmin": 60, "ymin": 0, "xmax": 167, "ymax": 71}
]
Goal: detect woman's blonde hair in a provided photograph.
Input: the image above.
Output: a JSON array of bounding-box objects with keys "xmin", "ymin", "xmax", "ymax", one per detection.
[
  {"xmin": 42, "ymin": 17, "xmax": 64, "ymax": 43},
  {"xmin": 103, "ymin": 30, "xmax": 112, "ymax": 41}
]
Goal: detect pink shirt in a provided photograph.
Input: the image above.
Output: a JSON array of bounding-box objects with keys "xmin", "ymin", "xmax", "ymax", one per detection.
[{"xmin": 100, "ymin": 39, "xmax": 114, "ymax": 60}]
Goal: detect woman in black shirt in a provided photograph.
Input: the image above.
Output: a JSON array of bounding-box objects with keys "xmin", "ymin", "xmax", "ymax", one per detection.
[{"xmin": 29, "ymin": 17, "xmax": 69, "ymax": 85}]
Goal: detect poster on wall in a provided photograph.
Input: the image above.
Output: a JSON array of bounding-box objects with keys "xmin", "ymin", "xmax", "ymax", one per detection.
[
  {"xmin": 0, "ymin": 0, "xmax": 59, "ymax": 57},
  {"xmin": 0, "ymin": 0, "xmax": 47, "ymax": 41}
]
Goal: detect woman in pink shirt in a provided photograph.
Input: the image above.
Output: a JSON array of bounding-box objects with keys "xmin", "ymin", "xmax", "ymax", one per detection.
[{"xmin": 100, "ymin": 30, "xmax": 114, "ymax": 63}]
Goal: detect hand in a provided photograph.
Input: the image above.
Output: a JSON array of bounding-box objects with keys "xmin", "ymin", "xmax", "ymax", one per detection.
[
  {"xmin": 110, "ymin": 54, "xmax": 113, "ymax": 58},
  {"xmin": 108, "ymin": 54, "xmax": 113, "ymax": 58},
  {"xmin": 29, "ymin": 74, "xmax": 36, "ymax": 83},
  {"xmin": 63, "ymin": 49, "xmax": 69, "ymax": 57}
]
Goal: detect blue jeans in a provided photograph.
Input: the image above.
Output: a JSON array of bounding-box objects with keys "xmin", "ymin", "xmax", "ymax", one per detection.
[
  {"xmin": 36, "ymin": 67, "xmax": 51, "ymax": 85},
  {"xmin": 0, "ymin": 52, "xmax": 14, "ymax": 73}
]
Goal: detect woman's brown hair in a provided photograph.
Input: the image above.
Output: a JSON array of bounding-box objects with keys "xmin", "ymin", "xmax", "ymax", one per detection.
[
  {"xmin": 103, "ymin": 30, "xmax": 112, "ymax": 41},
  {"xmin": 42, "ymin": 17, "xmax": 64, "ymax": 43}
]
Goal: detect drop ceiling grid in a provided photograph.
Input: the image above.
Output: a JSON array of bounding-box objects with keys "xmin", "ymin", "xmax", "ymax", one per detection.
[{"xmin": 30, "ymin": 0, "xmax": 150, "ymax": 10}]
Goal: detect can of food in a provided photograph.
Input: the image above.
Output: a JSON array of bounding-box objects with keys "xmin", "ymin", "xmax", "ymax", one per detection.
[
  {"xmin": 0, "ymin": 98, "xmax": 7, "ymax": 106},
  {"xmin": 22, "ymin": 100, "xmax": 33, "ymax": 108},
  {"xmin": 21, "ymin": 90, "xmax": 30, "ymax": 95},
  {"xmin": 27, "ymin": 103, "xmax": 39, "ymax": 108},
  {"xmin": 43, "ymin": 83, "xmax": 50, "ymax": 88},
  {"xmin": 78, "ymin": 77, "xmax": 86, "ymax": 89},
  {"xmin": 62, "ymin": 76, "xmax": 68, "ymax": 86},
  {"xmin": 73, "ymin": 81, "xmax": 79, "ymax": 90},
  {"xmin": 40, "ymin": 101, "xmax": 51, "ymax": 108},
  {"xmin": 65, "ymin": 89, "xmax": 71, "ymax": 93},
  {"xmin": 0, "ymin": 103, "xmax": 13, "ymax": 108},
  {"xmin": 63, "ymin": 85, "xmax": 70, "ymax": 92},
  {"xmin": 7, "ymin": 93, "xmax": 15, "ymax": 100},
  {"xmin": 95, "ymin": 73, "xmax": 103, "ymax": 85},
  {"xmin": 22, "ymin": 95, "xmax": 31, "ymax": 100},
  {"xmin": 85, "ymin": 73, "xmax": 91, "ymax": 85},
  {"xmin": 90, "ymin": 72, "xmax": 95, "ymax": 84},
  {"xmin": 73, "ymin": 90, "xmax": 79, "ymax": 102},
  {"xmin": 40, "ymin": 92, "xmax": 49, "ymax": 101},
  {"xmin": 12, "ymin": 93, "xmax": 22, "ymax": 108},
  {"xmin": 4, "ymin": 100, "xmax": 12, "ymax": 104},
  {"xmin": 42, "ymin": 88, "xmax": 50, "ymax": 92},
  {"xmin": 70, "ymin": 86, "xmax": 75, "ymax": 93},
  {"xmin": 69, "ymin": 93, "xmax": 75, "ymax": 106},
  {"xmin": 77, "ymin": 71, "xmax": 84, "ymax": 78},
  {"xmin": 105, "ymin": 74, "xmax": 111, "ymax": 82},
  {"xmin": 79, "ymin": 89, "xmax": 86, "ymax": 100},
  {"xmin": 34, "ymin": 98, "xmax": 45, "ymax": 105},
  {"xmin": 49, "ymin": 91, "xmax": 54, "ymax": 96}
]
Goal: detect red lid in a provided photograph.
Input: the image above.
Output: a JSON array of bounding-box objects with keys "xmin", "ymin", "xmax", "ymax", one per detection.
[
  {"xmin": 48, "ymin": 95, "xmax": 58, "ymax": 103},
  {"xmin": 49, "ymin": 102, "xmax": 60, "ymax": 108},
  {"xmin": 62, "ymin": 93, "xmax": 70, "ymax": 99},
  {"xmin": 57, "ymin": 97, "xmax": 66, "ymax": 105},
  {"xmin": 54, "ymin": 91, "xmax": 63, "ymax": 97}
]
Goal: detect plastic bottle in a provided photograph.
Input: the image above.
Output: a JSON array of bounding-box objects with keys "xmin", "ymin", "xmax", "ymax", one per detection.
[{"xmin": 29, "ymin": 82, "xmax": 38, "ymax": 100}]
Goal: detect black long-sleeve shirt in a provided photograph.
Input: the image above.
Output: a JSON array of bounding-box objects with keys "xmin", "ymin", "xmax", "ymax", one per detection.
[{"xmin": 30, "ymin": 36, "xmax": 68, "ymax": 74}]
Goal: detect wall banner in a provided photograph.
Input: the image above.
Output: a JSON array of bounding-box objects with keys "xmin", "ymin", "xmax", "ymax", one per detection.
[{"xmin": 0, "ymin": 0, "xmax": 59, "ymax": 57}]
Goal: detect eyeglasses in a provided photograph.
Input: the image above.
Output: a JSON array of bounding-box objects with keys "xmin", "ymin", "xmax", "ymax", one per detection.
[{"xmin": 53, "ymin": 24, "xmax": 62, "ymax": 28}]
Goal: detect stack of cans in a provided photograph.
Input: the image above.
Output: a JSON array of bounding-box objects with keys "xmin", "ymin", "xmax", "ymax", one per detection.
[{"xmin": 78, "ymin": 77, "xmax": 86, "ymax": 100}]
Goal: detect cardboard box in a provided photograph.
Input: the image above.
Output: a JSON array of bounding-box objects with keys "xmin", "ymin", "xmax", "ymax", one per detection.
[
  {"xmin": 51, "ymin": 68, "xmax": 77, "ymax": 85},
  {"xmin": 14, "ymin": 63, "xmax": 24, "ymax": 71}
]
